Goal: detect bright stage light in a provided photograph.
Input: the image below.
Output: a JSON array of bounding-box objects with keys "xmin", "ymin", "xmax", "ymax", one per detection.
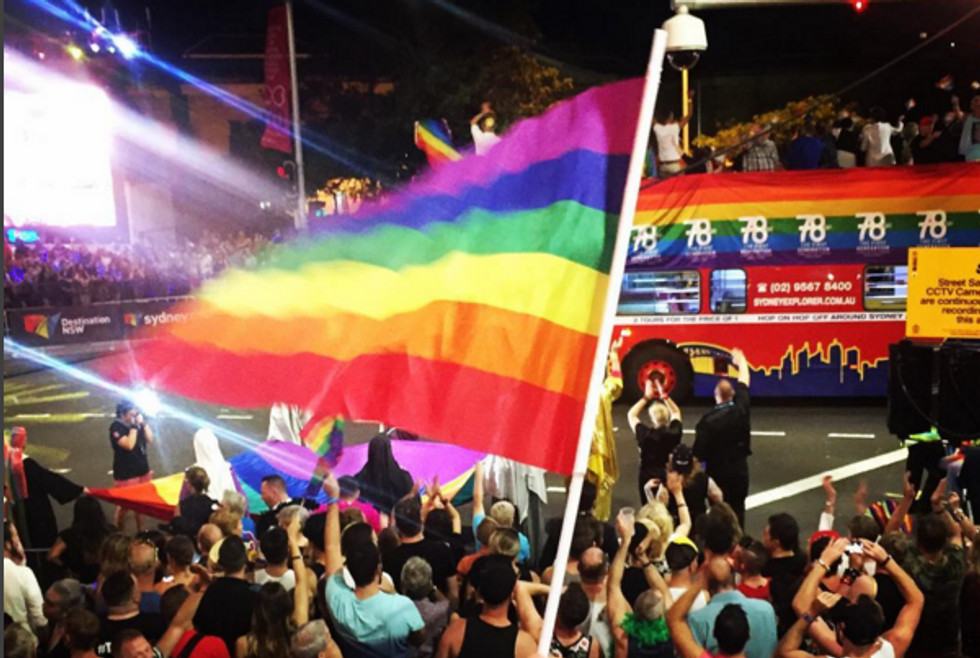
[
  {"xmin": 113, "ymin": 35, "xmax": 139, "ymax": 60},
  {"xmin": 133, "ymin": 388, "xmax": 163, "ymax": 418},
  {"xmin": 89, "ymin": 42, "xmax": 101, "ymax": 53},
  {"xmin": 3, "ymin": 82, "xmax": 117, "ymax": 228},
  {"xmin": 66, "ymin": 45, "xmax": 84, "ymax": 61}
]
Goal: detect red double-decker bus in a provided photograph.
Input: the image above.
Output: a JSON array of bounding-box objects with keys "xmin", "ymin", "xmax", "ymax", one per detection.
[{"xmin": 613, "ymin": 164, "xmax": 980, "ymax": 401}]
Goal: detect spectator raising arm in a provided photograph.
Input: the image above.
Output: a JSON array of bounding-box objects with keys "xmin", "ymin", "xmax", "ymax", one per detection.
[
  {"xmin": 665, "ymin": 579, "xmax": 709, "ymax": 658},
  {"xmin": 777, "ymin": 592, "xmax": 843, "ymax": 658},
  {"xmin": 732, "ymin": 347, "xmax": 751, "ymax": 389},
  {"xmin": 884, "ymin": 472, "xmax": 915, "ymax": 536},
  {"xmin": 286, "ymin": 517, "xmax": 309, "ymax": 627},
  {"xmin": 667, "ymin": 470, "xmax": 693, "ymax": 538},
  {"xmin": 859, "ymin": 539, "xmax": 924, "ymax": 657},
  {"xmin": 628, "ymin": 379, "xmax": 657, "ymax": 433},
  {"xmin": 322, "ymin": 474, "xmax": 344, "ymax": 576}
]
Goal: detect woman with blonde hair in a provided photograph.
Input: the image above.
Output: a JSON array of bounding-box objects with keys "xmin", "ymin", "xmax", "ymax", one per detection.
[{"xmin": 629, "ymin": 378, "xmax": 683, "ymax": 503}]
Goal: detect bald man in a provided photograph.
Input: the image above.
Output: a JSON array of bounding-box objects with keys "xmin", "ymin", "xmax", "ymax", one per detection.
[
  {"xmin": 688, "ymin": 558, "xmax": 777, "ymax": 658},
  {"xmin": 694, "ymin": 348, "xmax": 752, "ymax": 527},
  {"xmin": 577, "ymin": 547, "xmax": 614, "ymax": 658},
  {"xmin": 129, "ymin": 541, "xmax": 162, "ymax": 615}
]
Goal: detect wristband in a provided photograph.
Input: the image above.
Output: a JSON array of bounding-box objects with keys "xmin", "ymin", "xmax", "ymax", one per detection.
[
  {"xmin": 816, "ymin": 559, "xmax": 830, "ymax": 572},
  {"xmin": 324, "ymin": 496, "xmax": 339, "ymax": 505},
  {"xmin": 291, "ymin": 555, "xmax": 303, "ymax": 562},
  {"xmin": 801, "ymin": 613, "xmax": 815, "ymax": 625},
  {"xmin": 881, "ymin": 556, "xmax": 892, "ymax": 569}
]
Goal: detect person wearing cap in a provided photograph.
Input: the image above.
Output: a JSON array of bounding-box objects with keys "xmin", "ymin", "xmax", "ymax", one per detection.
[
  {"xmin": 777, "ymin": 539, "xmax": 923, "ymax": 658},
  {"xmin": 657, "ymin": 444, "xmax": 722, "ymax": 529},
  {"xmin": 694, "ymin": 348, "xmax": 752, "ymax": 528},
  {"xmin": 192, "ymin": 536, "xmax": 258, "ymax": 655},
  {"xmin": 666, "ymin": 537, "xmax": 709, "ymax": 612},
  {"xmin": 630, "ymin": 378, "xmax": 683, "ymax": 505},
  {"xmin": 436, "ymin": 555, "xmax": 537, "ymax": 658}
]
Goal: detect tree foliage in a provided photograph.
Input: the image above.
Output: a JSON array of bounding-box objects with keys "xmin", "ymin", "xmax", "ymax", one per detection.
[{"xmin": 693, "ymin": 95, "xmax": 841, "ymax": 154}]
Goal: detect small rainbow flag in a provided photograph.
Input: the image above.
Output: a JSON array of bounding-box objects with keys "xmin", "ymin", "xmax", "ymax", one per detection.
[
  {"xmin": 936, "ymin": 74, "xmax": 954, "ymax": 92},
  {"xmin": 415, "ymin": 119, "xmax": 461, "ymax": 168},
  {"xmin": 301, "ymin": 415, "xmax": 345, "ymax": 464}
]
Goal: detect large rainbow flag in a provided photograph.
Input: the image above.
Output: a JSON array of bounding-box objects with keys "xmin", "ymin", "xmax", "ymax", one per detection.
[
  {"xmin": 105, "ymin": 79, "xmax": 644, "ymax": 475},
  {"xmin": 89, "ymin": 439, "xmax": 486, "ymax": 521}
]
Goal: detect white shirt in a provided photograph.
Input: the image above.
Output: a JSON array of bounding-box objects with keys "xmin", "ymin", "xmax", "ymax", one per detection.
[
  {"xmin": 471, "ymin": 124, "xmax": 501, "ymax": 156},
  {"xmin": 4, "ymin": 557, "xmax": 47, "ymax": 634},
  {"xmin": 254, "ymin": 568, "xmax": 296, "ymax": 591},
  {"xmin": 654, "ymin": 123, "xmax": 683, "ymax": 162},
  {"xmin": 669, "ymin": 586, "xmax": 709, "ymax": 612},
  {"xmin": 861, "ymin": 121, "xmax": 903, "ymax": 165}
]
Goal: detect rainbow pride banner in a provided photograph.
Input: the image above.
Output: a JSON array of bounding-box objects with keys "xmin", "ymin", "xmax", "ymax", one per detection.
[
  {"xmin": 90, "ymin": 439, "xmax": 485, "ymax": 520},
  {"xmin": 630, "ymin": 164, "xmax": 980, "ymax": 270},
  {"xmin": 105, "ymin": 79, "xmax": 644, "ymax": 475}
]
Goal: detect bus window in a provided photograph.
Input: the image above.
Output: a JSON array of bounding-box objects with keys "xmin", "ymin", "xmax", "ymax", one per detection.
[
  {"xmin": 710, "ymin": 269, "xmax": 747, "ymax": 314},
  {"xmin": 618, "ymin": 270, "xmax": 700, "ymax": 315},
  {"xmin": 864, "ymin": 265, "xmax": 908, "ymax": 311}
]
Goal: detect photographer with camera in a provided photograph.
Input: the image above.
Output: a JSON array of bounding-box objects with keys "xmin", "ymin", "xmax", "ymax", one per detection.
[{"xmin": 108, "ymin": 401, "xmax": 155, "ymax": 532}]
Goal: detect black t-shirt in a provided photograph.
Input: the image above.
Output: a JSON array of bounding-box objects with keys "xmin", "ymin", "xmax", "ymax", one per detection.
[
  {"xmin": 179, "ymin": 495, "xmax": 217, "ymax": 537},
  {"xmin": 254, "ymin": 498, "xmax": 319, "ymax": 539},
  {"xmin": 763, "ymin": 554, "xmax": 808, "ymax": 635},
  {"xmin": 109, "ymin": 420, "xmax": 150, "ymax": 481},
  {"xmin": 667, "ymin": 471, "xmax": 709, "ymax": 527},
  {"xmin": 192, "ymin": 578, "xmax": 259, "ymax": 655},
  {"xmin": 58, "ymin": 526, "xmax": 106, "ymax": 584},
  {"xmin": 636, "ymin": 420, "xmax": 683, "ymax": 479},
  {"xmin": 622, "ymin": 567, "xmax": 651, "ymax": 608},
  {"xmin": 693, "ymin": 382, "xmax": 751, "ymax": 471},
  {"xmin": 385, "ymin": 538, "xmax": 456, "ymax": 594},
  {"xmin": 97, "ymin": 613, "xmax": 167, "ymax": 657}
]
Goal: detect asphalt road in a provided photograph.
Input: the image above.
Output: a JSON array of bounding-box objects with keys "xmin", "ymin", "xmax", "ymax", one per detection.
[{"xmin": 4, "ymin": 350, "xmax": 910, "ymax": 547}]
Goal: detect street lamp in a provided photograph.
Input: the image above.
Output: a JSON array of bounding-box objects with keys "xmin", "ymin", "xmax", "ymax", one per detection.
[{"xmin": 662, "ymin": 5, "xmax": 707, "ymax": 154}]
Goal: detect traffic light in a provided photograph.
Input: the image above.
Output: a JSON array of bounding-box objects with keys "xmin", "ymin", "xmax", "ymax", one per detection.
[
  {"xmin": 277, "ymin": 161, "xmax": 296, "ymax": 183},
  {"xmin": 852, "ymin": 0, "xmax": 867, "ymax": 12}
]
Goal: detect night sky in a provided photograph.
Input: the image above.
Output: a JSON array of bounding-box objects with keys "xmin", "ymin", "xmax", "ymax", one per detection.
[{"xmin": 8, "ymin": 0, "xmax": 980, "ymax": 129}]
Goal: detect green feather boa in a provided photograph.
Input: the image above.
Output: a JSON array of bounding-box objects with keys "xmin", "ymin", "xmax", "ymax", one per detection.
[{"xmin": 620, "ymin": 614, "xmax": 671, "ymax": 648}]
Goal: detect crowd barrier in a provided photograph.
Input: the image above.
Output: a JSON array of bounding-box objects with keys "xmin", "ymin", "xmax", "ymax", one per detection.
[{"xmin": 3, "ymin": 297, "xmax": 192, "ymax": 348}]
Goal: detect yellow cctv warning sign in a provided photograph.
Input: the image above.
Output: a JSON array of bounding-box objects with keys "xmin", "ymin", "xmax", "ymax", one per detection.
[{"xmin": 907, "ymin": 248, "xmax": 980, "ymax": 340}]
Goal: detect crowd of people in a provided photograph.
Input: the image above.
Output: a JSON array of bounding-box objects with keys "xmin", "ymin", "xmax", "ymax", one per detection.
[
  {"xmin": 652, "ymin": 95, "xmax": 980, "ymax": 176},
  {"xmin": 3, "ymin": 230, "xmax": 279, "ymax": 310},
  {"xmin": 5, "ymin": 348, "xmax": 980, "ymax": 658}
]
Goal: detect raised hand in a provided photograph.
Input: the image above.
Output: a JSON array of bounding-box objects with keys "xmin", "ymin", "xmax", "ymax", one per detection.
[
  {"xmin": 902, "ymin": 472, "xmax": 916, "ymax": 501},
  {"xmin": 822, "ymin": 475, "xmax": 837, "ymax": 506},
  {"xmin": 322, "ymin": 473, "xmax": 340, "ymax": 500},
  {"xmin": 854, "ymin": 480, "xmax": 868, "ymax": 513},
  {"xmin": 667, "ymin": 470, "xmax": 684, "ymax": 496},
  {"xmin": 821, "ymin": 537, "xmax": 849, "ymax": 567},
  {"xmin": 859, "ymin": 539, "xmax": 889, "ymax": 565},
  {"xmin": 644, "ymin": 379, "xmax": 656, "ymax": 400},
  {"xmin": 930, "ymin": 478, "xmax": 948, "ymax": 512}
]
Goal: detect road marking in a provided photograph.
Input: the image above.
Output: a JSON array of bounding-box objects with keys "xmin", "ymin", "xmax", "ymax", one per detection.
[
  {"xmin": 828, "ymin": 433, "xmax": 876, "ymax": 439},
  {"xmin": 10, "ymin": 413, "xmax": 52, "ymax": 419},
  {"xmin": 746, "ymin": 448, "xmax": 907, "ymax": 510},
  {"xmin": 683, "ymin": 429, "xmax": 785, "ymax": 437},
  {"xmin": 51, "ymin": 468, "xmax": 72, "ymax": 475},
  {"xmin": 216, "ymin": 414, "xmax": 254, "ymax": 421},
  {"xmin": 547, "ymin": 486, "xmax": 568, "ymax": 494}
]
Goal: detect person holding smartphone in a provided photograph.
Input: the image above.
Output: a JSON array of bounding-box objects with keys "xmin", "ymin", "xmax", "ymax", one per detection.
[{"xmin": 109, "ymin": 401, "xmax": 155, "ymax": 532}]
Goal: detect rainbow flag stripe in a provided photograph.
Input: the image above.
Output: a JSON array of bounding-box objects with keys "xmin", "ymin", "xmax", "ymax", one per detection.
[
  {"xmin": 415, "ymin": 119, "xmax": 462, "ymax": 167},
  {"xmin": 110, "ymin": 79, "xmax": 644, "ymax": 474},
  {"xmin": 301, "ymin": 416, "xmax": 345, "ymax": 462}
]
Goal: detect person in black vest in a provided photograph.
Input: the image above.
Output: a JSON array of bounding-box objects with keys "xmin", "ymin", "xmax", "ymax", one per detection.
[
  {"xmin": 693, "ymin": 348, "xmax": 752, "ymax": 528},
  {"xmin": 436, "ymin": 555, "xmax": 537, "ymax": 658}
]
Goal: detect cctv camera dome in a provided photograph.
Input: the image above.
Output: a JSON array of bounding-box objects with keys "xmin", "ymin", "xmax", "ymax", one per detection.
[
  {"xmin": 663, "ymin": 6, "xmax": 708, "ymax": 56},
  {"xmin": 667, "ymin": 51, "xmax": 701, "ymax": 71}
]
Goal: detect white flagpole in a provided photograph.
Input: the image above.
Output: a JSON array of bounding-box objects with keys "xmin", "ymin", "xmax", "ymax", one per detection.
[
  {"xmin": 536, "ymin": 28, "xmax": 668, "ymax": 656},
  {"xmin": 285, "ymin": 0, "xmax": 308, "ymax": 231}
]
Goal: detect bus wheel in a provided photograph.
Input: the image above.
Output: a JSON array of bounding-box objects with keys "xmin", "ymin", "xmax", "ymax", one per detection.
[{"xmin": 623, "ymin": 344, "xmax": 694, "ymax": 402}]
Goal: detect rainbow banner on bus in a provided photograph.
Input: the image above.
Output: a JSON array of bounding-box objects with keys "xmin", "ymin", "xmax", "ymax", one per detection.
[{"xmin": 630, "ymin": 164, "xmax": 980, "ymax": 271}]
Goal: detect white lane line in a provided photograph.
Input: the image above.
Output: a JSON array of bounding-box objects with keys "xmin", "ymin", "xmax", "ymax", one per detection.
[
  {"xmin": 828, "ymin": 433, "xmax": 876, "ymax": 439},
  {"xmin": 10, "ymin": 413, "xmax": 52, "ymax": 419},
  {"xmin": 547, "ymin": 486, "xmax": 568, "ymax": 494},
  {"xmin": 683, "ymin": 429, "xmax": 785, "ymax": 437},
  {"xmin": 216, "ymin": 414, "xmax": 254, "ymax": 421},
  {"xmin": 51, "ymin": 468, "xmax": 72, "ymax": 475},
  {"xmin": 746, "ymin": 448, "xmax": 907, "ymax": 510}
]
